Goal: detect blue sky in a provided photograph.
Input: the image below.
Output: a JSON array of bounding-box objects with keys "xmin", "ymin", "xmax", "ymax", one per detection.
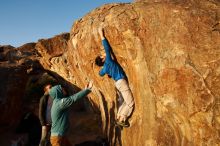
[{"xmin": 0, "ymin": 0, "xmax": 131, "ymax": 47}]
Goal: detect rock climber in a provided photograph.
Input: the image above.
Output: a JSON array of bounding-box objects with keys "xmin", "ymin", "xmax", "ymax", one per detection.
[{"xmin": 95, "ymin": 26, "xmax": 135, "ymax": 127}]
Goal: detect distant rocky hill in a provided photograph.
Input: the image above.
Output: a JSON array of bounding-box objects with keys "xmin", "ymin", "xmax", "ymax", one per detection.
[{"xmin": 0, "ymin": 0, "xmax": 220, "ymax": 145}]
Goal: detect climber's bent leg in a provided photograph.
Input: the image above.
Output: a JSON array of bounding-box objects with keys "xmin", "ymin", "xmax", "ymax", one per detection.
[{"xmin": 115, "ymin": 79, "xmax": 135, "ymax": 122}]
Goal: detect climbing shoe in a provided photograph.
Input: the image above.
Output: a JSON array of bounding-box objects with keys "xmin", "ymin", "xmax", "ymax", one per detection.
[{"xmin": 115, "ymin": 121, "xmax": 130, "ymax": 127}]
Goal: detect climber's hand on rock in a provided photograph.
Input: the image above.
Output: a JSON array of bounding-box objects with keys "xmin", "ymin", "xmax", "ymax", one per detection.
[{"xmin": 98, "ymin": 27, "xmax": 105, "ymax": 40}]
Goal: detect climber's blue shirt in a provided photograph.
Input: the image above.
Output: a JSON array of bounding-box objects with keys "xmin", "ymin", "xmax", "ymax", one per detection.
[{"xmin": 99, "ymin": 39, "xmax": 126, "ymax": 81}]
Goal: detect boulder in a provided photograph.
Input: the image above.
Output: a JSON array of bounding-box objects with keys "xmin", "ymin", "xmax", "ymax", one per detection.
[
  {"xmin": 1, "ymin": 0, "xmax": 220, "ymax": 145},
  {"xmin": 36, "ymin": 0, "xmax": 220, "ymax": 145}
]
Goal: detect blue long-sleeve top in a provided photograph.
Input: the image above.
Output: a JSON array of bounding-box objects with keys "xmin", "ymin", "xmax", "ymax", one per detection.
[{"xmin": 99, "ymin": 38, "xmax": 126, "ymax": 81}]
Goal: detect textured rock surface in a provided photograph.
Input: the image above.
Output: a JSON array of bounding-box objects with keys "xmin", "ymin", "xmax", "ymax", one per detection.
[
  {"xmin": 35, "ymin": 0, "xmax": 220, "ymax": 146},
  {"xmin": 0, "ymin": 43, "xmax": 39, "ymax": 129},
  {"xmin": 1, "ymin": 0, "xmax": 220, "ymax": 146},
  {"xmin": 0, "ymin": 35, "xmax": 102, "ymax": 145}
]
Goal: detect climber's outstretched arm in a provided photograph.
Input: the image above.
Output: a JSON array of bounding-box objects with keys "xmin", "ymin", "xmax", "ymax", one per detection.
[
  {"xmin": 99, "ymin": 27, "xmax": 105, "ymax": 40},
  {"xmin": 98, "ymin": 27, "xmax": 112, "ymax": 61}
]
